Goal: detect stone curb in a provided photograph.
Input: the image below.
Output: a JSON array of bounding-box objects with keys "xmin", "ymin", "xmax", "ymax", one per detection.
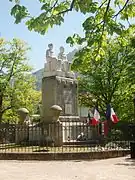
[{"xmin": 0, "ymin": 150, "xmax": 130, "ymax": 161}]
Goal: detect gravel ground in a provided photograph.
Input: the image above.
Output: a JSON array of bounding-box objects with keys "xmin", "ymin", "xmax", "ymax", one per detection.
[{"xmin": 0, "ymin": 156, "xmax": 135, "ymax": 180}]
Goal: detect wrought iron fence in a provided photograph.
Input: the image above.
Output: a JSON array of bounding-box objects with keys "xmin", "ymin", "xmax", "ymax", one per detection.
[{"xmin": 0, "ymin": 121, "xmax": 132, "ymax": 153}]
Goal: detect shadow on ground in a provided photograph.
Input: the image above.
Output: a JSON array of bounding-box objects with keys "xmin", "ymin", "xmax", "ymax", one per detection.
[{"xmin": 115, "ymin": 157, "xmax": 135, "ymax": 168}]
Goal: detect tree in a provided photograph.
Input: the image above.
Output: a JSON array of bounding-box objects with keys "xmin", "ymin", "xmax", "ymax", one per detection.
[
  {"xmin": 9, "ymin": 0, "xmax": 135, "ymax": 55},
  {"xmin": 73, "ymin": 31, "xmax": 135, "ymax": 122},
  {"xmin": 0, "ymin": 38, "xmax": 41, "ymax": 123},
  {"xmin": 8, "ymin": 0, "xmax": 135, "ymax": 122}
]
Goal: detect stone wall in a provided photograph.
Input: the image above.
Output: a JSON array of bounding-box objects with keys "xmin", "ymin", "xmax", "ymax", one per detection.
[{"xmin": 0, "ymin": 150, "xmax": 129, "ymax": 160}]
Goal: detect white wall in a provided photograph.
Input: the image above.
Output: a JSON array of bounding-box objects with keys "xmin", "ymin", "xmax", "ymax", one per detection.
[{"xmin": 78, "ymin": 106, "xmax": 89, "ymax": 117}]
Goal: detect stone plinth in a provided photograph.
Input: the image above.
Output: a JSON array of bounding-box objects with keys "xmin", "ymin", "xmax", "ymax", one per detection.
[
  {"xmin": 29, "ymin": 126, "xmax": 42, "ymax": 142},
  {"xmin": 15, "ymin": 125, "xmax": 28, "ymax": 144},
  {"xmin": 44, "ymin": 71, "xmax": 75, "ymax": 79},
  {"xmin": 49, "ymin": 122, "xmax": 63, "ymax": 147},
  {"xmin": 42, "ymin": 75, "xmax": 78, "ymax": 123}
]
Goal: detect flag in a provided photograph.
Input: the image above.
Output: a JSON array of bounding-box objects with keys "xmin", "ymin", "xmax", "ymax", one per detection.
[
  {"xmin": 91, "ymin": 108, "xmax": 100, "ymax": 125},
  {"xmin": 106, "ymin": 104, "xmax": 119, "ymax": 123},
  {"xmin": 111, "ymin": 108, "xmax": 119, "ymax": 123}
]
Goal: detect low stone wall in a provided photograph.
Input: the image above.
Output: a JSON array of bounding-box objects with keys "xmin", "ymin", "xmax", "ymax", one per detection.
[{"xmin": 0, "ymin": 150, "xmax": 129, "ymax": 161}]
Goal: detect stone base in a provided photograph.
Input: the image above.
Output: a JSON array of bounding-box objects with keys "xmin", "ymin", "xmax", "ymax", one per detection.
[
  {"xmin": 0, "ymin": 150, "xmax": 130, "ymax": 160},
  {"xmin": 15, "ymin": 125, "xmax": 28, "ymax": 144},
  {"xmin": 59, "ymin": 115, "xmax": 80, "ymax": 142},
  {"xmin": 42, "ymin": 76, "xmax": 78, "ymax": 123},
  {"xmin": 29, "ymin": 126, "xmax": 42, "ymax": 142},
  {"xmin": 48, "ymin": 122, "xmax": 63, "ymax": 147},
  {"xmin": 44, "ymin": 70, "xmax": 75, "ymax": 79},
  {"xmin": 59, "ymin": 116, "xmax": 80, "ymax": 122}
]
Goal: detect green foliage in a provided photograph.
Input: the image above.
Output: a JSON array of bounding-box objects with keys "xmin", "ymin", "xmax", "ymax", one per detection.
[
  {"xmin": 0, "ymin": 38, "xmax": 41, "ymax": 123},
  {"xmin": 11, "ymin": 4, "xmax": 29, "ymax": 24},
  {"xmin": 108, "ymin": 129, "xmax": 123, "ymax": 141},
  {"xmin": 73, "ymin": 31, "xmax": 135, "ymax": 122},
  {"xmin": 9, "ymin": 0, "xmax": 135, "ymax": 50},
  {"xmin": 8, "ymin": 0, "xmax": 135, "ymax": 122}
]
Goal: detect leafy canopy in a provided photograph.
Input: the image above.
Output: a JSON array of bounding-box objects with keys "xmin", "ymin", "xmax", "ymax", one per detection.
[
  {"xmin": 9, "ymin": 0, "xmax": 135, "ymax": 54},
  {"xmin": 75, "ymin": 31, "xmax": 135, "ymax": 121},
  {"xmin": 0, "ymin": 38, "xmax": 41, "ymax": 123},
  {"xmin": 8, "ymin": 0, "xmax": 135, "ymax": 122}
]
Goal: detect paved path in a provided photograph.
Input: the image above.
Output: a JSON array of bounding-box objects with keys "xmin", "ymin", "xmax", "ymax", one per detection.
[{"xmin": 0, "ymin": 156, "xmax": 135, "ymax": 180}]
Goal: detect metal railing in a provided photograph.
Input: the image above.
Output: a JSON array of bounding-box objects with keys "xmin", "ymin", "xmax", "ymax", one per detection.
[{"xmin": 0, "ymin": 121, "xmax": 132, "ymax": 153}]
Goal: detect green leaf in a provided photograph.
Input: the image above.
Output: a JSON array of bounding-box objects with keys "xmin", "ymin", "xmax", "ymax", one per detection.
[
  {"xmin": 11, "ymin": 5, "xmax": 30, "ymax": 24},
  {"xmin": 66, "ymin": 36, "xmax": 74, "ymax": 46}
]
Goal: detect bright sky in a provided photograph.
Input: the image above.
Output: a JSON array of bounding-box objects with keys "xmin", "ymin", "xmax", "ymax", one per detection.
[{"xmin": 0, "ymin": 0, "xmax": 85, "ymax": 71}]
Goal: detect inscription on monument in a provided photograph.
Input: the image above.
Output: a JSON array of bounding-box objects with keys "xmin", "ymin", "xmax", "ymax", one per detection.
[
  {"xmin": 63, "ymin": 90, "xmax": 72, "ymax": 103},
  {"xmin": 63, "ymin": 89, "xmax": 72, "ymax": 114},
  {"xmin": 65, "ymin": 103, "xmax": 72, "ymax": 114}
]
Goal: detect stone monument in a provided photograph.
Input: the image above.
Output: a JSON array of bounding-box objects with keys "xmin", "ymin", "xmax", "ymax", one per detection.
[
  {"xmin": 43, "ymin": 44, "xmax": 78, "ymax": 120},
  {"xmin": 42, "ymin": 44, "xmax": 79, "ymax": 144}
]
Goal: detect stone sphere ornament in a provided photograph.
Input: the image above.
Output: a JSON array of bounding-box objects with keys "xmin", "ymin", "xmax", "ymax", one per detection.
[{"xmin": 50, "ymin": 105, "xmax": 62, "ymax": 122}]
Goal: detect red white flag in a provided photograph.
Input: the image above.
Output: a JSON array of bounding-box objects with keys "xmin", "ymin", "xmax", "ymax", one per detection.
[
  {"xmin": 91, "ymin": 108, "xmax": 100, "ymax": 125},
  {"xmin": 110, "ymin": 108, "xmax": 119, "ymax": 123}
]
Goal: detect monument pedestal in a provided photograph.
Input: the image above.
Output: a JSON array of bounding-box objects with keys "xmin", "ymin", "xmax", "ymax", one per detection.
[
  {"xmin": 44, "ymin": 71, "xmax": 75, "ymax": 79},
  {"xmin": 42, "ymin": 73, "xmax": 80, "ymax": 145},
  {"xmin": 42, "ymin": 75, "xmax": 78, "ymax": 123}
]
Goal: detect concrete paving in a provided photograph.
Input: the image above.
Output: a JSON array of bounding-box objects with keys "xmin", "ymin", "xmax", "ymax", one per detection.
[{"xmin": 0, "ymin": 156, "xmax": 135, "ymax": 180}]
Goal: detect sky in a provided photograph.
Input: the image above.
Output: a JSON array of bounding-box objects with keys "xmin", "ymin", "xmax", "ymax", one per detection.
[{"xmin": 0, "ymin": 0, "xmax": 85, "ymax": 71}]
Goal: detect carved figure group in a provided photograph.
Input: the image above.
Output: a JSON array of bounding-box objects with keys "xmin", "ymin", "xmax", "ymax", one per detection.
[{"xmin": 45, "ymin": 44, "xmax": 71, "ymax": 73}]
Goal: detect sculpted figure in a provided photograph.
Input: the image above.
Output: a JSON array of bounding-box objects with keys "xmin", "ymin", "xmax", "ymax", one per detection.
[
  {"xmin": 44, "ymin": 44, "xmax": 74, "ymax": 78},
  {"xmin": 46, "ymin": 43, "xmax": 54, "ymax": 59},
  {"xmin": 58, "ymin": 46, "xmax": 67, "ymax": 61},
  {"xmin": 58, "ymin": 46, "xmax": 70, "ymax": 72},
  {"xmin": 45, "ymin": 43, "xmax": 57, "ymax": 71}
]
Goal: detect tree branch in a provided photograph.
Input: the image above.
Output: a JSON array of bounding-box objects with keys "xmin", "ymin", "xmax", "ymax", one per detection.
[
  {"xmin": 2, "ymin": 106, "xmax": 13, "ymax": 114},
  {"xmin": 102, "ymin": 0, "xmax": 111, "ymax": 32},
  {"xmin": 108, "ymin": 49, "xmax": 127, "ymax": 103},
  {"xmin": 1, "ymin": 89, "xmax": 15, "ymax": 114},
  {"xmin": 53, "ymin": 0, "xmax": 59, "ymax": 8},
  {"xmin": 95, "ymin": 0, "xmax": 111, "ymax": 56},
  {"xmin": 57, "ymin": 0, "xmax": 76, "ymax": 15},
  {"xmin": 113, "ymin": 0, "xmax": 129, "ymax": 18},
  {"xmin": 98, "ymin": 0, "xmax": 108, "ymax": 9},
  {"xmin": 45, "ymin": 0, "xmax": 58, "ymax": 15},
  {"xmin": 0, "ymin": 58, "xmax": 7, "ymax": 73},
  {"xmin": 7, "ymin": 54, "xmax": 16, "ymax": 82}
]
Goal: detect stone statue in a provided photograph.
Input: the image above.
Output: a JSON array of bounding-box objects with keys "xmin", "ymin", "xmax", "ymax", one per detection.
[
  {"xmin": 44, "ymin": 44, "xmax": 75, "ymax": 78},
  {"xmin": 46, "ymin": 43, "xmax": 54, "ymax": 59},
  {"xmin": 58, "ymin": 46, "xmax": 67, "ymax": 61},
  {"xmin": 58, "ymin": 46, "xmax": 70, "ymax": 72},
  {"xmin": 45, "ymin": 43, "xmax": 57, "ymax": 71}
]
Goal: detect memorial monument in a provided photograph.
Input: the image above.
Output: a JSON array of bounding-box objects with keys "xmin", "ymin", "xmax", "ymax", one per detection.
[
  {"xmin": 42, "ymin": 44, "xmax": 79, "ymax": 143},
  {"xmin": 43, "ymin": 44, "xmax": 78, "ymax": 121}
]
